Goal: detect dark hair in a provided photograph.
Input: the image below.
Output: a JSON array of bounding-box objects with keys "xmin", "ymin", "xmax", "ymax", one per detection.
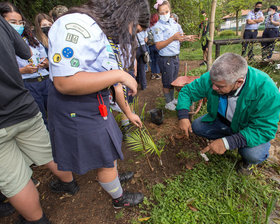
[
  {"xmin": 201, "ymin": 10, "xmax": 206, "ymax": 14},
  {"xmin": 269, "ymin": 5, "xmax": 278, "ymax": 11},
  {"xmin": 255, "ymin": 2, "xmax": 262, "ymax": 6},
  {"xmin": 66, "ymin": 0, "xmax": 150, "ymax": 69},
  {"xmin": 0, "ymin": 2, "xmax": 39, "ymax": 48}
]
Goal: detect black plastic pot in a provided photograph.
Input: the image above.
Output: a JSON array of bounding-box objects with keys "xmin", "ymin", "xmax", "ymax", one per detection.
[{"xmin": 150, "ymin": 108, "xmax": 164, "ymax": 125}]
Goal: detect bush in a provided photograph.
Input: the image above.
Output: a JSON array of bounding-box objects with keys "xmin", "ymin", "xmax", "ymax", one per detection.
[{"xmin": 219, "ymin": 30, "xmax": 236, "ymax": 37}]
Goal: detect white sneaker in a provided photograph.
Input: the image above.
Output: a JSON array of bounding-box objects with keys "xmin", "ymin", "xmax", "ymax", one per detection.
[
  {"xmin": 165, "ymin": 102, "xmax": 176, "ymax": 111},
  {"xmin": 171, "ymin": 98, "xmax": 178, "ymax": 105}
]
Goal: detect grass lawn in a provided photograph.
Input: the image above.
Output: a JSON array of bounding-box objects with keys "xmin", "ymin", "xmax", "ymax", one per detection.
[
  {"xmin": 131, "ymin": 34, "xmax": 280, "ymax": 224},
  {"xmin": 137, "ymin": 155, "xmax": 279, "ymax": 224}
]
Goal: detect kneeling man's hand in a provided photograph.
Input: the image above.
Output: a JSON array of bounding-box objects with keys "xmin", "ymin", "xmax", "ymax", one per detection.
[
  {"xmin": 201, "ymin": 139, "xmax": 226, "ymax": 155},
  {"xmin": 179, "ymin": 118, "xmax": 192, "ymax": 138}
]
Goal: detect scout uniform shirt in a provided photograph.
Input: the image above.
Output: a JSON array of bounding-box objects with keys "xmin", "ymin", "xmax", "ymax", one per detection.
[
  {"xmin": 137, "ymin": 30, "xmax": 148, "ymax": 47},
  {"xmin": 47, "ymin": 13, "xmax": 123, "ymax": 175},
  {"xmin": 16, "ymin": 39, "xmax": 49, "ymax": 79},
  {"xmin": 152, "ymin": 18, "xmax": 183, "ymax": 56},
  {"xmin": 48, "ymin": 13, "xmax": 119, "ymax": 81},
  {"xmin": 265, "ymin": 12, "xmax": 280, "ymax": 28},
  {"xmin": 245, "ymin": 10, "xmax": 264, "ymax": 30}
]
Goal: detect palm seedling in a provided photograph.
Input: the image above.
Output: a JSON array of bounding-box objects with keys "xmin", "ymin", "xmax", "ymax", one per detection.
[{"xmin": 124, "ymin": 97, "xmax": 165, "ymax": 171}]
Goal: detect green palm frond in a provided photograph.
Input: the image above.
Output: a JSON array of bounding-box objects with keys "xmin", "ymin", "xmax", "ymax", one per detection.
[
  {"xmin": 126, "ymin": 125, "xmax": 164, "ymax": 158},
  {"xmin": 114, "ymin": 113, "xmax": 123, "ymax": 124}
]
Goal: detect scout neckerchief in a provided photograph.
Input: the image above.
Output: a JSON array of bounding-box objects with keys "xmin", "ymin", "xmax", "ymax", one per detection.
[
  {"xmin": 107, "ymin": 37, "xmax": 128, "ymax": 103},
  {"xmin": 97, "ymin": 37, "xmax": 128, "ymax": 120}
]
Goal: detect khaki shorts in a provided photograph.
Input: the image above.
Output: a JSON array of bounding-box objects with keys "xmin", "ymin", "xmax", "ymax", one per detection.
[{"xmin": 0, "ymin": 113, "xmax": 53, "ymax": 197}]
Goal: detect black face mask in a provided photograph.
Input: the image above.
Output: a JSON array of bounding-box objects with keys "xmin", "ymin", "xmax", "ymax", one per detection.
[
  {"xmin": 41, "ymin": 26, "xmax": 51, "ymax": 37},
  {"xmin": 254, "ymin": 8, "xmax": 261, "ymax": 12}
]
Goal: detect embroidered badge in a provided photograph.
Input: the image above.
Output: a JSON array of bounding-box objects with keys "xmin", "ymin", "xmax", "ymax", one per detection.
[
  {"xmin": 65, "ymin": 33, "xmax": 79, "ymax": 44},
  {"xmin": 109, "ymin": 53, "xmax": 115, "ymax": 60},
  {"xmin": 62, "ymin": 47, "xmax": 74, "ymax": 59},
  {"xmin": 70, "ymin": 58, "xmax": 80, "ymax": 67},
  {"xmin": 65, "ymin": 23, "xmax": 91, "ymax": 38},
  {"xmin": 53, "ymin": 53, "xmax": 62, "ymax": 63},
  {"xmin": 106, "ymin": 45, "xmax": 113, "ymax": 53}
]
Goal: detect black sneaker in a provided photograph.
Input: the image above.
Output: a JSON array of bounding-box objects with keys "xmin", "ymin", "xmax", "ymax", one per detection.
[
  {"xmin": 49, "ymin": 179, "xmax": 79, "ymax": 195},
  {"xmin": 236, "ymin": 161, "xmax": 255, "ymax": 176},
  {"xmin": 15, "ymin": 213, "xmax": 51, "ymax": 224},
  {"xmin": 0, "ymin": 192, "xmax": 7, "ymax": 203},
  {"xmin": 0, "ymin": 201, "xmax": 15, "ymax": 218},
  {"xmin": 112, "ymin": 191, "xmax": 144, "ymax": 209},
  {"xmin": 31, "ymin": 177, "xmax": 40, "ymax": 188},
  {"xmin": 119, "ymin": 171, "xmax": 134, "ymax": 184}
]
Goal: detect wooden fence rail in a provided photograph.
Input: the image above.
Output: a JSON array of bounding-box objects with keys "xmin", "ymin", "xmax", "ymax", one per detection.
[{"xmin": 213, "ymin": 37, "xmax": 280, "ymax": 58}]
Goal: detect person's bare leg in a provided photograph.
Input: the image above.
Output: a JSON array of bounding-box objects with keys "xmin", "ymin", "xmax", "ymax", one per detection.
[
  {"xmin": 98, "ymin": 163, "xmax": 118, "ymax": 183},
  {"xmin": 45, "ymin": 160, "xmax": 73, "ymax": 182},
  {"xmin": 9, "ymin": 179, "xmax": 43, "ymax": 221}
]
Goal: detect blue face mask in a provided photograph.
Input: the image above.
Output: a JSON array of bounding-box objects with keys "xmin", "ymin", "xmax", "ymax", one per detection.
[{"xmin": 10, "ymin": 23, "xmax": 24, "ymax": 35}]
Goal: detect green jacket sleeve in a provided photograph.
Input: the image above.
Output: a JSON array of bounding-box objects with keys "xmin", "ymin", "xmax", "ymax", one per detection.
[
  {"xmin": 176, "ymin": 72, "xmax": 210, "ymax": 111},
  {"xmin": 240, "ymin": 92, "xmax": 280, "ymax": 147}
]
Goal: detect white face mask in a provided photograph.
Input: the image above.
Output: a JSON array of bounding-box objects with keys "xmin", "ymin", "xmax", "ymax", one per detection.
[
  {"xmin": 268, "ymin": 11, "xmax": 274, "ymax": 15},
  {"xmin": 160, "ymin": 12, "xmax": 170, "ymax": 22}
]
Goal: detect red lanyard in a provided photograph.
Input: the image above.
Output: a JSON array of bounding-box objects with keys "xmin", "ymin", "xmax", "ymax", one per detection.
[{"xmin": 97, "ymin": 94, "xmax": 108, "ymax": 120}]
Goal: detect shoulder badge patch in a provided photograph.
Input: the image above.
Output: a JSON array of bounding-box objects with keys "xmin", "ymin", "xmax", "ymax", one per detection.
[
  {"xmin": 62, "ymin": 47, "xmax": 74, "ymax": 59},
  {"xmin": 53, "ymin": 53, "xmax": 62, "ymax": 63},
  {"xmin": 66, "ymin": 33, "xmax": 79, "ymax": 44},
  {"xmin": 70, "ymin": 58, "xmax": 80, "ymax": 67},
  {"xmin": 65, "ymin": 23, "xmax": 91, "ymax": 38}
]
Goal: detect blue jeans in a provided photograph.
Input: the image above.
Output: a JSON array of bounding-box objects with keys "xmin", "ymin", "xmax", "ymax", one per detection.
[{"xmin": 192, "ymin": 115, "xmax": 270, "ymax": 164}]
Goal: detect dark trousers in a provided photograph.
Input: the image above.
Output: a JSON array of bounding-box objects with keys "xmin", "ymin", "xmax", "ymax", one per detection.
[
  {"xmin": 24, "ymin": 78, "xmax": 51, "ymax": 127},
  {"xmin": 136, "ymin": 46, "xmax": 147, "ymax": 90},
  {"xmin": 149, "ymin": 45, "xmax": 160, "ymax": 74},
  {"xmin": 242, "ymin": 30, "xmax": 258, "ymax": 60},
  {"xmin": 261, "ymin": 28, "xmax": 279, "ymax": 59},
  {"xmin": 158, "ymin": 56, "xmax": 179, "ymax": 89}
]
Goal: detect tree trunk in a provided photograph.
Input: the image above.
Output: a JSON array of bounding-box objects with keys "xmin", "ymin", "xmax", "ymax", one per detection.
[
  {"xmin": 235, "ymin": 10, "xmax": 239, "ymax": 36},
  {"xmin": 207, "ymin": 0, "xmax": 217, "ymax": 70}
]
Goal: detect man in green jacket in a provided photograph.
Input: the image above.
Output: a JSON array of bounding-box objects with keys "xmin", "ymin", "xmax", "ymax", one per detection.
[{"xmin": 177, "ymin": 53, "xmax": 280, "ymax": 173}]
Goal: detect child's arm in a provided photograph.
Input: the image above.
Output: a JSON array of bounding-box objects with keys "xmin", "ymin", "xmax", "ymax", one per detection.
[
  {"xmin": 155, "ymin": 31, "xmax": 182, "ymax": 50},
  {"xmin": 114, "ymin": 83, "xmax": 142, "ymax": 127}
]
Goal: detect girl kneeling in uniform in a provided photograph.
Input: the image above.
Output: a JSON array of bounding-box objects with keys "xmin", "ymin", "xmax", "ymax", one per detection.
[{"xmin": 48, "ymin": 0, "xmax": 150, "ymax": 208}]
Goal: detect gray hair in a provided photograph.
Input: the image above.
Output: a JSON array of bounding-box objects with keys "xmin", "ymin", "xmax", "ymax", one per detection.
[{"xmin": 210, "ymin": 53, "xmax": 248, "ymax": 84}]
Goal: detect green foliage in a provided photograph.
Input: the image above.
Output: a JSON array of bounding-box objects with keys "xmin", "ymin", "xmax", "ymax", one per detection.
[
  {"xmin": 141, "ymin": 155, "xmax": 280, "ymax": 224},
  {"xmin": 125, "ymin": 96, "xmax": 164, "ymax": 161},
  {"xmin": 7, "ymin": 0, "xmax": 87, "ymax": 21},
  {"xmin": 125, "ymin": 126, "xmax": 164, "ymax": 159},
  {"xmin": 219, "ymin": 30, "xmax": 236, "ymax": 37}
]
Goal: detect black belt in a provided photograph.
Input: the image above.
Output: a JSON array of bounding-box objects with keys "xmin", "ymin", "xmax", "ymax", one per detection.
[
  {"xmin": 161, "ymin": 55, "xmax": 179, "ymax": 59},
  {"xmin": 265, "ymin": 28, "xmax": 278, "ymax": 30},
  {"xmin": 245, "ymin": 29, "xmax": 258, "ymax": 32},
  {"xmin": 24, "ymin": 75, "xmax": 49, "ymax": 82}
]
